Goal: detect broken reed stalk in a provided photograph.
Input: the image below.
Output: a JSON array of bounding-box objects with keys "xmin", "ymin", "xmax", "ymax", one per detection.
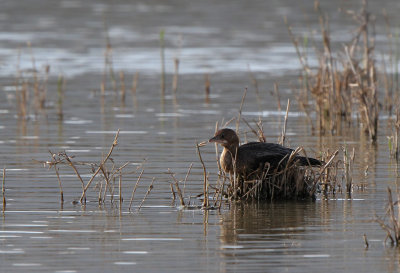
[
  {"xmin": 247, "ymin": 65, "xmax": 260, "ymax": 100},
  {"xmin": 172, "ymin": 58, "xmax": 179, "ymax": 103},
  {"xmin": 2, "ymin": 168, "xmax": 6, "ymax": 212},
  {"xmin": 119, "ymin": 171, "xmax": 123, "ymax": 205},
  {"xmin": 274, "ymin": 83, "xmax": 282, "ymax": 112},
  {"xmin": 28, "ymin": 42, "xmax": 40, "ymax": 113},
  {"xmin": 196, "ymin": 143, "xmax": 209, "ymax": 208},
  {"xmin": 51, "ymin": 153, "xmax": 64, "ymax": 203},
  {"xmin": 102, "ymin": 18, "xmax": 117, "ymax": 94},
  {"xmin": 363, "ymin": 233, "xmax": 369, "ymax": 248},
  {"xmin": 137, "ymin": 178, "xmax": 155, "ymax": 211},
  {"xmin": 343, "ymin": 146, "xmax": 355, "ymax": 193},
  {"xmin": 100, "ymin": 82, "xmax": 105, "ymax": 112},
  {"xmin": 16, "ymin": 82, "xmax": 28, "ymax": 119},
  {"xmin": 204, "ymin": 74, "xmax": 210, "ymax": 103},
  {"xmin": 100, "ymin": 161, "xmax": 114, "ymax": 203},
  {"xmin": 64, "ymin": 154, "xmax": 86, "ymax": 201},
  {"xmin": 182, "ymin": 163, "xmax": 193, "ymax": 197},
  {"xmin": 131, "ymin": 72, "xmax": 139, "ymax": 110},
  {"xmin": 129, "ymin": 168, "xmax": 144, "ymax": 211},
  {"xmin": 280, "ymin": 99, "xmax": 290, "ymax": 146},
  {"xmin": 170, "ymin": 183, "xmax": 176, "ymax": 201},
  {"xmin": 57, "ymin": 75, "xmax": 65, "ymax": 119},
  {"xmin": 80, "ymin": 129, "xmax": 120, "ymax": 203},
  {"xmin": 119, "ymin": 71, "xmax": 126, "ymax": 106},
  {"xmin": 168, "ymin": 169, "xmax": 185, "ymax": 206}
]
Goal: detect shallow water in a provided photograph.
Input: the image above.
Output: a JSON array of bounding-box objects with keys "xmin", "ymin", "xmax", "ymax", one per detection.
[{"xmin": 1, "ymin": 0, "xmax": 400, "ymax": 272}]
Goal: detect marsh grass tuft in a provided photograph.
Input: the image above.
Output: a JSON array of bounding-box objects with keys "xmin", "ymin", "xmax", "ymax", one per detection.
[
  {"xmin": 15, "ymin": 44, "xmax": 51, "ymax": 119},
  {"xmin": 287, "ymin": 0, "xmax": 380, "ymax": 142}
]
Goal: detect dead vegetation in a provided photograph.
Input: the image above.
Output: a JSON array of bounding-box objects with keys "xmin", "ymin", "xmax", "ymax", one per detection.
[
  {"xmin": 375, "ymin": 187, "xmax": 400, "ymax": 246},
  {"xmin": 38, "ymin": 130, "xmax": 152, "ymax": 211},
  {"xmin": 286, "ymin": 0, "xmax": 387, "ymax": 142}
]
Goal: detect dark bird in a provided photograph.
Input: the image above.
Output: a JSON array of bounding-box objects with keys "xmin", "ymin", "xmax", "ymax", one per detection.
[{"xmin": 209, "ymin": 128, "xmax": 322, "ymax": 178}]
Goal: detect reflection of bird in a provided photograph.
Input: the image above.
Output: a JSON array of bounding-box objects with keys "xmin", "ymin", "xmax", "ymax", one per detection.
[{"xmin": 209, "ymin": 128, "xmax": 322, "ymax": 178}]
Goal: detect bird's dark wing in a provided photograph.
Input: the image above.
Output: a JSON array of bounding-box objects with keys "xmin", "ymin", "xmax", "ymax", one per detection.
[
  {"xmin": 237, "ymin": 142, "xmax": 293, "ymax": 172},
  {"xmin": 238, "ymin": 142, "xmax": 321, "ymax": 171},
  {"xmin": 240, "ymin": 142, "xmax": 295, "ymax": 156}
]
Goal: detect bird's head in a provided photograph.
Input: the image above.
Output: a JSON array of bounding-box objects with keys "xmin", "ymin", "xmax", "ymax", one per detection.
[{"xmin": 209, "ymin": 128, "xmax": 239, "ymax": 148}]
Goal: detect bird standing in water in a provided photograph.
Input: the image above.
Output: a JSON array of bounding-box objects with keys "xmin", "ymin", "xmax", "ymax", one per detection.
[{"xmin": 209, "ymin": 128, "xmax": 322, "ymax": 179}]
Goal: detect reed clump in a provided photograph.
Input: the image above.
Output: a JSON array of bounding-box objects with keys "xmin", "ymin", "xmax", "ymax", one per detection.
[
  {"xmin": 376, "ymin": 187, "xmax": 400, "ymax": 246},
  {"xmin": 288, "ymin": 0, "xmax": 379, "ymax": 142},
  {"xmin": 223, "ymin": 145, "xmax": 338, "ymax": 201},
  {"xmin": 15, "ymin": 44, "xmax": 51, "ymax": 119},
  {"xmin": 39, "ymin": 130, "xmax": 149, "ymax": 210}
]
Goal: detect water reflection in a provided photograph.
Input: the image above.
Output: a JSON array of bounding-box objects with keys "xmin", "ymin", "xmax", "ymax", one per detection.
[{"xmin": 220, "ymin": 201, "xmax": 319, "ymax": 245}]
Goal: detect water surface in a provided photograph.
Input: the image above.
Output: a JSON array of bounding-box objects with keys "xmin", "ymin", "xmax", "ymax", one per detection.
[{"xmin": 1, "ymin": 0, "xmax": 400, "ymax": 272}]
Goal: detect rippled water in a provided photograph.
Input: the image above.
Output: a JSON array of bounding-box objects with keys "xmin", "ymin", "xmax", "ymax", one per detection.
[{"xmin": 1, "ymin": 0, "xmax": 400, "ymax": 272}]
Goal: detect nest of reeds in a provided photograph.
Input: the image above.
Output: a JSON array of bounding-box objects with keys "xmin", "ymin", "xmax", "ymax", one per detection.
[{"xmin": 224, "ymin": 147, "xmax": 334, "ymax": 201}]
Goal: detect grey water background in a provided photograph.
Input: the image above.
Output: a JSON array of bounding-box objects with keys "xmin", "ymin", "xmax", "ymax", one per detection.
[{"xmin": 1, "ymin": 0, "xmax": 400, "ymax": 272}]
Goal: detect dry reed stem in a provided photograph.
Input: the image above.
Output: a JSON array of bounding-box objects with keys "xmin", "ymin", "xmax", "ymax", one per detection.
[
  {"xmin": 102, "ymin": 18, "xmax": 117, "ymax": 94},
  {"xmin": 173, "ymin": 58, "xmax": 179, "ymax": 103},
  {"xmin": 131, "ymin": 72, "xmax": 139, "ymax": 109},
  {"xmin": 204, "ymin": 74, "xmax": 210, "ymax": 103},
  {"xmin": 310, "ymin": 149, "xmax": 339, "ymax": 194},
  {"xmin": 343, "ymin": 146, "xmax": 354, "ymax": 193},
  {"xmin": 280, "ymin": 99, "xmax": 290, "ymax": 146},
  {"xmin": 363, "ymin": 233, "xmax": 369, "ymax": 248},
  {"xmin": 182, "ymin": 163, "xmax": 193, "ymax": 197},
  {"xmin": 50, "ymin": 153, "xmax": 64, "ymax": 203},
  {"xmin": 80, "ymin": 129, "xmax": 120, "ymax": 203},
  {"xmin": 170, "ymin": 183, "xmax": 176, "ymax": 201},
  {"xmin": 119, "ymin": 171, "xmax": 123, "ymax": 205},
  {"xmin": 2, "ymin": 168, "xmax": 5, "ymax": 212},
  {"xmin": 129, "ymin": 168, "xmax": 144, "ymax": 211},
  {"xmin": 57, "ymin": 75, "xmax": 65, "ymax": 119},
  {"xmin": 196, "ymin": 143, "xmax": 209, "ymax": 208},
  {"xmin": 168, "ymin": 169, "xmax": 185, "ymax": 206},
  {"xmin": 64, "ymin": 154, "xmax": 86, "ymax": 201},
  {"xmin": 287, "ymin": 0, "xmax": 379, "ymax": 142},
  {"xmin": 100, "ymin": 165, "xmax": 111, "ymax": 203},
  {"xmin": 247, "ymin": 65, "xmax": 261, "ymax": 110},
  {"xmin": 100, "ymin": 82, "xmax": 105, "ymax": 112},
  {"xmin": 274, "ymin": 83, "xmax": 282, "ymax": 111},
  {"xmin": 137, "ymin": 178, "xmax": 155, "ymax": 212},
  {"xmin": 119, "ymin": 71, "xmax": 126, "ymax": 106},
  {"xmin": 387, "ymin": 187, "xmax": 400, "ymax": 243}
]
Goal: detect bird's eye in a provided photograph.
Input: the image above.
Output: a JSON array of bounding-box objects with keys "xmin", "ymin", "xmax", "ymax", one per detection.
[{"xmin": 221, "ymin": 134, "xmax": 224, "ymax": 138}]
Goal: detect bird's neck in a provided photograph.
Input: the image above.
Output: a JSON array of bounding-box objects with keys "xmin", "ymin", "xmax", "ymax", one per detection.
[{"xmin": 220, "ymin": 144, "xmax": 239, "ymax": 173}]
